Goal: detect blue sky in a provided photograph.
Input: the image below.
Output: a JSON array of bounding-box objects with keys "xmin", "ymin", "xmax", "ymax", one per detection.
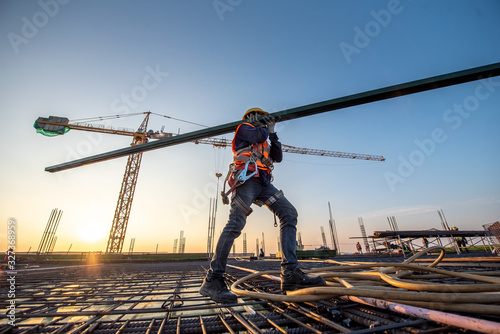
[{"xmin": 1, "ymin": 0, "xmax": 499, "ymax": 255}]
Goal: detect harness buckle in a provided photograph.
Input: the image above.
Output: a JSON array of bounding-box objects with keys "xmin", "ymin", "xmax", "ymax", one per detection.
[
  {"xmin": 220, "ymin": 161, "xmax": 257, "ymax": 205},
  {"xmin": 236, "ymin": 160, "xmax": 258, "ymax": 183}
]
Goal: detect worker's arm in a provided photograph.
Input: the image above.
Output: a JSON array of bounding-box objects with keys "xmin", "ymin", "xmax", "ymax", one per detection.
[
  {"xmin": 269, "ymin": 132, "xmax": 282, "ymax": 163},
  {"xmin": 259, "ymin": 115, "xmax": 282, "ymax": 162},
  {"xmin": 233, "ymin": 123, "xmax": 269, "ymax": 149}
]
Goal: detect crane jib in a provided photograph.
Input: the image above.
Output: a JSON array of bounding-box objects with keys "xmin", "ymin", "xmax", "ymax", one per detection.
[{"xmin": 44, "ymin": 62, "xmax": 500, "ymax": 173}]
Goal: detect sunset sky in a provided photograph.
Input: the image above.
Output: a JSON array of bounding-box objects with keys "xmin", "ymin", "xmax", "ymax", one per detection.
[{"xmin": 1, "ymin": 0, "xmax": 499, "ymax": 255}]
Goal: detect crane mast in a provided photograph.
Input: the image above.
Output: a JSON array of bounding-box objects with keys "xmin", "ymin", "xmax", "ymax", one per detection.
[{"xmin": 106, "ymin": 114, "xmax": 149, "ymax": 253}]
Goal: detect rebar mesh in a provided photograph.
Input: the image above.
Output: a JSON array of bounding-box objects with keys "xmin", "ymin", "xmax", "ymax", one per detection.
[{"xmin": 1, "ymin": 260, "xmax": 495, "ymax": 333}]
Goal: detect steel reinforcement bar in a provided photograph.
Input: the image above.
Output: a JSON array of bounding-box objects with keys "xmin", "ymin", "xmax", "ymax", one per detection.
[
  {"xmin": 5, "ymin": 261, "xmax": 496, "ymax": 333},
  {"xmin": 45, "ymin": 62, "xmax": 500, "ymax": 172}
]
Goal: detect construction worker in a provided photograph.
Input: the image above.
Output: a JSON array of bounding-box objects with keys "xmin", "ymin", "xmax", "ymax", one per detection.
[
  {"xmin": 452, "ymin": 226, "xmax": 469, "ymax": 253},
  {"xmin": 200, "ymin": 107, "xmax": 326, "ymax": 303},
  {"xmin": 356, "ymin": 242, "xmax": 362, "ymax": 254},
  {"xmin": 422, "ymin": 237, "xmax": 429, "ymax": 248}
]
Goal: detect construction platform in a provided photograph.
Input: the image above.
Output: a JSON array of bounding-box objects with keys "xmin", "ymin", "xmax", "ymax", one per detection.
[{"xmin": 1, "ymin": 255, "xmax": 500, "ymax": 333}]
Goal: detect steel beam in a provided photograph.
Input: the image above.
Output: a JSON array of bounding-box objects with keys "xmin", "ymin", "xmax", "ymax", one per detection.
[{"xmin": 45, "ymin": 62, "xmax": 500, "ymax": 172}]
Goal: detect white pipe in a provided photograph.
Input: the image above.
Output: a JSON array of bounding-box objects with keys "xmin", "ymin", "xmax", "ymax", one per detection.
[{"xmin": 346, "ymin": 296, "xmax": 500, "ymax": 334}]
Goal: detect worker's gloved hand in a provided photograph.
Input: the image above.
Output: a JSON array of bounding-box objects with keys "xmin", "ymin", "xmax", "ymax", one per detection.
[
  {"xmin": 247, "ymin": 115, "xmax": 263, "ymax": 127},
  {"xmin": 262, "ymin": 115, "xmax": 276, "ymax": 133},
  {"xmin": 247, "ymin": 114, "xmax": 276, "ymax": 133}
]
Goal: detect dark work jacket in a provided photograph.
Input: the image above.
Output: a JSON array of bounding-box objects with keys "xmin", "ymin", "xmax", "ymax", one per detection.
[{"xmin": 233, "ymin": 123, "xmax": 282, "ymax": 185}]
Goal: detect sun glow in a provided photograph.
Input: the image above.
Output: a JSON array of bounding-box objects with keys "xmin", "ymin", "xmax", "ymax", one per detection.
[{"xmin": 77, "ymin": 222, "xmax": 107, "ymax": 243}]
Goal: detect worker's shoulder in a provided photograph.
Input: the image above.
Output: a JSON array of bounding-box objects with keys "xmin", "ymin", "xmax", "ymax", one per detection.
[
  {"xmin": 237, "ymin": 122, "xmax": 254, "ymax": 130},
  {"xmin": 235, "ymin": 123, "xmax": 259, "ymax": 136}
]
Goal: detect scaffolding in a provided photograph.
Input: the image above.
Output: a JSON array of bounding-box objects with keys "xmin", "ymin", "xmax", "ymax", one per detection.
[
  {"xmin": 484, "ymin": 221, "xmax": 500, "ymax": 254},
  {"xmin": 358, "ymin": 217, "xmax": 370, "ymax": 253},
  {"xmin": 361, "ymin": 229, "xmax": 495, "ymax": 255}
]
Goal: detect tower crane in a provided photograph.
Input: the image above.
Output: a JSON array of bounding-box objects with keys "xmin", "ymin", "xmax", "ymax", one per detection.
[
  {"xmin": 34, "ymin": 112, "xmax": 385, "ymax": 253},
  {"xmin": 35, "ymin": 112, "xmax": 171, "ymax": 253}
]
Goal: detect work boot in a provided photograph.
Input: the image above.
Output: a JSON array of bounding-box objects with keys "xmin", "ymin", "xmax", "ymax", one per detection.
[
  {"xmin": 200, "ymin": 275, "xmax": 238, "ymax": 304},
  {"xmin": 281, "ymin": 267, "xmax": 326, "ymax": 291}
]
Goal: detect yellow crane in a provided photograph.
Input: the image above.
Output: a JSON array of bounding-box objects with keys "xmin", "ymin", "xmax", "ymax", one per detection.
[
  {"xmin": 34, "ymin": 112, "xmax": 384, "ymax": 253},
  {"xmin": 35, "ymin": 112, "xmax": 171, "ymax": 253}
]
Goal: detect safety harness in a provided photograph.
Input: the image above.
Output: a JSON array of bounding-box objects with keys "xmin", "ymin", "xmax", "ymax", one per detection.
[
  {"xmin": 221, "ymin": 123, "xmax": 274, "ymax": 205},
  {"xmin": 220, "ymin": 124, "xmax": 283, "ymax": 225}
]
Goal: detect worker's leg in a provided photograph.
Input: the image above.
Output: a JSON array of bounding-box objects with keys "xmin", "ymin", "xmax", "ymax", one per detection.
[
  {"xmin": 208, "ymin": 178, "xmax": 262, "ymax": 277},
  {"xmin": 255, "ymin": 184, "xmax": 298, "ymax": 272},
  {"xmin": 201, "ymin": 178, "xmax": 263, "ymax": 303},
  {"xmin": 257, "ymin": 184, "xmax": 326, "ymax": 291}
]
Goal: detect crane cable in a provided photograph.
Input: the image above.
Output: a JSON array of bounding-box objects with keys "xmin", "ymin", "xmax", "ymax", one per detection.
[
  {"xmin": 150, "ymin": 112, "xmax": 208, "ymax": 128},
  {"xmin": 230, "ymin": 246, "xmax": 500, "ymax": 316},
  {"xmin": 212, "ymin": 139, "xmax": 229, "ymax": 174},
  {"xmin": 70, "ymin": 112, "xmax": 147, "ymax": 123},
  {"xmin": 70, "ymin": 112, "xmax": 209, "ymax": 128}
]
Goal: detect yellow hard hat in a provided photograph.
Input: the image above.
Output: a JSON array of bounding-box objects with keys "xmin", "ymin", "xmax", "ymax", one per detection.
[{"xmin": 242, "ymin": 107, "xmax": 269, "ymax": 120}]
